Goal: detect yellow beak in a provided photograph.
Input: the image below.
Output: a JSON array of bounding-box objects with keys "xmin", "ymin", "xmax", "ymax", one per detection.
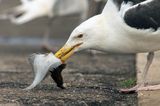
[{"xmin": 55, "ymin": 43, "xmax": 82, "ymax": 63}]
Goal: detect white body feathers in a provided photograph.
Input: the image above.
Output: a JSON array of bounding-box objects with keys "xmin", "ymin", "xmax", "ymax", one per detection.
[
  {"xmin": 67, "ymin": 0, "xmax": 160, "ymax": 54},
  {"xmin": 102, "ymin": 0, "xmax": 160, "ymax": 53}
]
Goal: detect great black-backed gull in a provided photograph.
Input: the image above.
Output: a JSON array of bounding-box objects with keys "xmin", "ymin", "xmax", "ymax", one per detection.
[{"xmin": 54, "ymin": 0, "xmax": 160, "ymax": 93}]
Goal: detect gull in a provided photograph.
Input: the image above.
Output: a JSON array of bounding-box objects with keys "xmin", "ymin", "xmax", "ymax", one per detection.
[{"xmin": 53, "ymin": 0, "xmax": 160, "ymax": 93}]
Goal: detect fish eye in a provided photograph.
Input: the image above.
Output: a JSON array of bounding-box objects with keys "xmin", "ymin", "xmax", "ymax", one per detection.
[{"xmin": 77, "ymin": 34, "xmax": 83, "ymax": 38}]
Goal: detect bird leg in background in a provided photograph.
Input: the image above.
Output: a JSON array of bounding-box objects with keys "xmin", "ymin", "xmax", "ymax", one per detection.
[
  {"xmin": 49, "ymin": 64, "xmax": 66, "ymax": 89},
  {"xmin": 137, "ymin": 52, "xmax": 160, "ymax": 91},
  {"xmin": 42, "ymin": 17, "xmax": 56, "ymax": 53},
  {"xmin": 141, "ymin": 52, "xmax": 154, "ymax": 85},
  {"xmin": 120, "ymin": 52, "xmax": 154, "ymax": 93}
]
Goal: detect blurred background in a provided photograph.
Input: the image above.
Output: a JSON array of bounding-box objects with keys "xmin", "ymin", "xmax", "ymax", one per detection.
[{"xmin": 0, "ymin": 0, "xmax": 106, "ymax": 53}]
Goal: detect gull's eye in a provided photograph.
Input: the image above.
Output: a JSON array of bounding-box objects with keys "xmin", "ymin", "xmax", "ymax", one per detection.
[{"xmin": 77, "ymin": 34, "xmax": 83, "ymax": 38}]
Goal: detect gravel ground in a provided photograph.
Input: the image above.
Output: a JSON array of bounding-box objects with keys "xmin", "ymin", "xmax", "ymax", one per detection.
[{"xmin": 0, "ymin": 51, "xmax": 137, "ymax": 106}]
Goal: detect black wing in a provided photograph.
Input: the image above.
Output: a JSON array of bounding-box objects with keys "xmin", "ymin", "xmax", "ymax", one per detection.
[{"xmin": 123, "ymin": 0, "xmax": 160, "ymax": 30}]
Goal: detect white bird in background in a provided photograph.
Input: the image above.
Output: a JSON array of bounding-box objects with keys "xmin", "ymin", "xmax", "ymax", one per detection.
[
  {"xmin": 0, "ymin": 0, "xmax": 89, "ymax": 50},
  {"xmin": 52, "ymin": 0, "xmax": 160, "ymax": 93}
]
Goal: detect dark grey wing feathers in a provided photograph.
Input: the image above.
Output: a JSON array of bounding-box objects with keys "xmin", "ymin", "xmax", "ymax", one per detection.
[{"xmin": 123, "ymin": 0, "xmax": 160, "ymax": 30}]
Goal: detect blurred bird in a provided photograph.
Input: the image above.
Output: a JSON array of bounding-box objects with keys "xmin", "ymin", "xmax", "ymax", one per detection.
[
  {"xmin": 0, "ymin": 0, "xmax": 89, "ymax": 51},
  {"xmin": 53, "ymin": 0, "xmax": 160, "ymax": 93}
]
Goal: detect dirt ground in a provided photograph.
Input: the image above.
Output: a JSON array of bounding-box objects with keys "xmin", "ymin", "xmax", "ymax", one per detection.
[{"xmin": 0, "ymin": 50, "xmax": 137, "ymax": 106}]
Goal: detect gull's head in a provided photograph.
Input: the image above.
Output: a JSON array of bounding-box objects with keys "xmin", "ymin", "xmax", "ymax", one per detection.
[{"xmin": 55, "ymin": 15, "xmax": 107, "ymax": 62}]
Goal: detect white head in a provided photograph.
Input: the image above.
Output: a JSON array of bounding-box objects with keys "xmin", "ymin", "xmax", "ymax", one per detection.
[{"xmin": 55, "ymin": 14, "xmax": 107, "ymax": 62}]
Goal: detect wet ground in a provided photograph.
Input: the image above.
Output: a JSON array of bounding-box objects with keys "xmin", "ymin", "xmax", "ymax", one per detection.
[{"xmin": 0, "ymin": 50, "xmax": 137, "ymax": 106}]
